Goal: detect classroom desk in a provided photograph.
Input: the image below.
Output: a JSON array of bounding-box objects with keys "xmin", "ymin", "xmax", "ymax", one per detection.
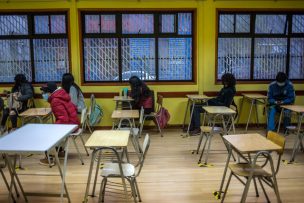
[
  {"xmin": 237, "ymin": 93, "xmax": 268, "ymax": 132},
  {"xmin": 182, "ymin": 94, "xmax": 210, "ymax": 136},
  {"xmin": 215, "ymin": 133, "xmax": 282, "ymax": 202},
  {"xmin": 277, "ymin": 105, "xmax": 304, "ymax": 162},
  {"xmin": 0, "ymin": 124, "xmax": 78, "ymax": 203},
  {"xmin": 19, "ymin": 107, "xmax": 53, "ymax": 125},
  {"xmin": 83, "ymin": 130, "xmax": 130, "ymax": 203},
  {"xmin": 111, "ymin": 109, "xmax": 139, "ymax": 129},
  {"xmin": 113, "ymin": 96, "xmax": 134, "ymax": 110},
  {"xmin": 198, "ymin": 106, "xmax": 236, "ymax": 164}
]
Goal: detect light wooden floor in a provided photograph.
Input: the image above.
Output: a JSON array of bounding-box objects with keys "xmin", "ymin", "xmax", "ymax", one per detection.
[{"xmin": 0, "ymin": 127, "xmax": 304, "ymax": 203}]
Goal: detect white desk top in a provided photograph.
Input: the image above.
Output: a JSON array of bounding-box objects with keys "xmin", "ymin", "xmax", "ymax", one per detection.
[
  {"xmin": 186, "ymin": 94, "xmax": 210, "ymax": 100},
  {"xmin": 281, "ymin": 105, "xmax": 304, "ymax": 113},
  {"xmin": 19, "ymin": 108, "xmax": 52, "ymax": 117},
  {"xmin": 113, "ymin": 96, "xmax": 134, "ymax": 101},
  {"xmin": 0, "ymin": 124, "xmax": 78, "ymax": 153},
  {"xmin": 242, "ymin": 93, "xmax": 267, "ymax": 100},
  {"xmin": 85, "ymin": 130, "xmax": 130, "ymax": 148}
]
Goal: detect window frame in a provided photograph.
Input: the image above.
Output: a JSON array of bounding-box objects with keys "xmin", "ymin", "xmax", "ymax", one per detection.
[
  {"xmin": 0, "ymin": 10, "xmax": 71, "ymax": 86},
  {"xmin": 79, "ymin": 9, "xmax": 197, "ymax": 86},
  {"xmin": 216, "ymin": 9, "xmax": 304, "ymax": 84}
]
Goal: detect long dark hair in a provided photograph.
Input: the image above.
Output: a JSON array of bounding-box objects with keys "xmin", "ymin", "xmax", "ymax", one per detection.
[
  {"xmin": 129, "ymin": 76, "xmax": 151, "ymax": 104},
  {"xmin": 61, "ymin": 73, "xmax": 82, "ymax": 98},
  {"xmin": 221, "ymin": 73, "xmax": 236, "ymax": 88}
]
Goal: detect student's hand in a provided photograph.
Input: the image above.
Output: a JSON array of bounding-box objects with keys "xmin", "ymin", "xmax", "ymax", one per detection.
[{"xmin": 275, "ymin": 100, "xmax": 282, "ymax": 105}]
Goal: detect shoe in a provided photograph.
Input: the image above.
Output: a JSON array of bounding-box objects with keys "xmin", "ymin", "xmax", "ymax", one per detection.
[
  {"xmin": 58, "ymin": 151, "xmax": 66, "ymax": 160},
  {"xmin": 39, "ymin": 157, "xmax": 55, "ymax": 167},
  {"xmin": 189, "ymin": 128, "xmax": 201, "ymax": 136}
]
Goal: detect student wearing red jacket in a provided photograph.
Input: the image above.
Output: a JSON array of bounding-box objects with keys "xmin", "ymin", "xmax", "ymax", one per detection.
[{"xmin": 39, "ymin": 82, "xmax": 80, "ymax": 166}]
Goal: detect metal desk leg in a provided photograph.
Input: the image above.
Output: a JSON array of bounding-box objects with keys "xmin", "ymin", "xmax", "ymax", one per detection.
[
  {"xmin": 290, "ymin": 114, "xmax": 303, "ymax": 162},
  {"xmin": 277, "ymin": 109, "xmax": 284, "ymax": 133},
  {"xmin": 254, "ymin": 100, "xmax": 259, "ymax": 127},
  {"xmin": 185, "ymin": 100, "xmax": 195, "ymax": 137},
  {"xmin": 245, "ymin": 99, "xmax": 254, "ymax": 132},
  {"xmin": 92, "ymin": 151, "xmax": 102, "ymax": 197},
  {"xmin": 83, "ymin": 150, "xmax": 97, "ymax": 203},
  {"xmin": 5, "ymin": 154, "xmax": 27, "ymax": 203},
  {"xmin": 57, "ymin": 137, "xmax": 70, "ymax": 203},
  {"xmin": 214, "ymin": 145, "xmax": 233, "ymax": 200},
  {"xmin": 237, "ymin": 96, "xmax": 245, "ymax": 126},
  {"xmin": 182, "ymin": 99, "xmax": 190, "ymax": 129}
]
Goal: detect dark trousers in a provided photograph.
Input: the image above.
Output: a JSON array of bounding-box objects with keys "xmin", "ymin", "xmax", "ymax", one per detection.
[{"xmin": 1, "ymin": 108, "xmax": 18, "ymax": 128}]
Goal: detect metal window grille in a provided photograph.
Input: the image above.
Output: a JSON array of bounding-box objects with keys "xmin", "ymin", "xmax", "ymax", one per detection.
[
  {"xmin": 292, "ymin": 15, "xmax": 304, "ymax": 33},
  {"xmin": 219, "ymin": 14, "xmax": 234, "ymax": 33},
  {"xmin": 122, "ymin": 14, "xmax": 154, "ymax": 34},
  {"xmin": 158, "ymin": 38, "xmax": 192, "ymax": 80},
  {"xmin": 289, "ymin": 38, "xmax": 304, "ymax": 79},
  {"xmin": 217, "ymin": 38, "xmax": 251, "ymax": 80},
  {"xmin": 178, "ymin": 13, "xmax": 192, "ymax": 35},
  {"xmin": 161, "ymin": 14, "xmax": 175, "ymax": 33},
  {"xmin": 0, "ymin": 15, "xmax": 28, "ymax": 35},
  {"xmin": 34, "ymin": 15, "xmax": 50, "ymax": 34},
  {"xmin": 84, "ymin": 38, "xmax": 119, "ymax": 81},
  {"xmin": 255, "ymin": 15, "xmax": 287, "ymax": 34}
]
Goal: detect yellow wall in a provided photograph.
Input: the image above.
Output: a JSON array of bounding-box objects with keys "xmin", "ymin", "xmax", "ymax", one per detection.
[{"xmin": 1, "ymin": 0, "xmax": 304, "ymax": 126}]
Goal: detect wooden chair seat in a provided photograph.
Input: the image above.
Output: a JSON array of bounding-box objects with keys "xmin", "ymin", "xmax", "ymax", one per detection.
[
  {"xmin": 200, "ymin": 126, "xmax": 222, "ymax": 133},
  {"xmin": 228, "ymin": 163, "xmax": 271, "ymax": 177}
]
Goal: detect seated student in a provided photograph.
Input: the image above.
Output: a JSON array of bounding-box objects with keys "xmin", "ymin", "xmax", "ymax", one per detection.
[
  {"xmin": 267, "ymin": 72, "xmax": 295, "ymax": 132},
  {"xmin": 61, "ymin": 73, "xmax": 86, "ymax": 114},
  {"xmin": 129, "ymin": 76, "xmax": 153, "ymax": 114},
  {"xmin": 39, "ymin": 82, "xmax": 80, "ymax": 166},
  {"xmin": 0, "ymin": 74, "xmax": 33, "ymax": 133},
  {"xmin": 189, "ymin": 73, "xmax": 236, "ymax": 135}
]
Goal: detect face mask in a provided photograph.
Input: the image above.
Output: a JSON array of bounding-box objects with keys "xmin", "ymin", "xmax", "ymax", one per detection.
[
  {"xmin": 277, "ymin": 82, "xmax": 286, "ymax": 87},
  {"xmin": 42, "ymin": 93, "xmax": 49, "ymax": 101}
]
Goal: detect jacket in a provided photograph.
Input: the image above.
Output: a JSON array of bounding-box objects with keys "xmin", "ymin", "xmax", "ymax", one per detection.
[
  {"xmin": 208, "ymin": 86, "xmax": 236, "ymax": 107},
  {"xmin": 49, "ymin": 88, "xmax": 80, "ymax": 126},
  {"xmin": 268, "ymin": 80, "xmax": 295, "ymax": 105},
  {"xmin": 69, "ymin": 85, "xmax": 86, "ymax": 113}
]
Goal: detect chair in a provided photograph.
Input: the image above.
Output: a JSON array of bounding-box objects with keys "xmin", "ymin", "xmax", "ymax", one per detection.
[
  {"xmin": 85, "ymin": 94, "xmax": 95, "ymax": 133},
  {"xmin": 70, "ymin": 107, "xmax": 90, "ymax": 165},
  {"xmin": 98, "ymin": 134, "xmax": 150, "ymax": 203},
  {"xmin": 142, "ymin": 93, "xmax": 163, "ymax": 137},
  {"xmin": 221, "ymin": 131, "xmax": 285, "ymax": 203}
]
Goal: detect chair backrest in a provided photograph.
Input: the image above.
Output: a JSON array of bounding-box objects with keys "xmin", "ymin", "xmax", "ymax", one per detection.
[
  {"xmin": 27, "ymin": 97, "xmax": 35, "ymax": 109},
  {"xmin": 139, "ymin": 106, "xmax": 145, "ymax": 125},
  {"xmin": 267, "ymin": 131, "xmax": 285, "ymax": 155},
  {"xmin": 229, "ymin": 100, "xmax": 238, "ymax": 120},
  {"xmin": 136, "ymin": 134, "xmax": 150, "ymax": 177},
  {"xmin": 80, "ymin": 107, "xmax": 87, "ymax": 125}
]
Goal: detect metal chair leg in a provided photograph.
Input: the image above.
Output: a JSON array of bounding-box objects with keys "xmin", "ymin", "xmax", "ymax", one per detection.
[
  {"xmin": 253, "ymin": 177, "xmax": 259, "ymax": 197},
  {"xmin": 198, "ymin": 134, "xmax": 209, "ymax": 163},
  {"xmin": 258, "ymin": 177, "xmax": 270, "ymax": 203},
  {"xmin": 204, "ymin": 134, "xmax": 213, "ymax": 164},
  {"xmin": 221, "ymin": 172, "xmax": 233, "ymax": 203},
  {"xmin": 79, "ymin": 135, "xmax": 89, "ymax": 156},
  {"xmin": 134, "ymin": 178, "xmax": 142, "ymax": 202},
  {"xmin": 196, "ymin": 132, "xmax": 205, "ymax": 154},
  {"xmin": 154, "ymin": 117, "xmax": 163, "ymax": 137},
  {"xmin": 72, "ymin": 137, "xmax": 84, "ymax": 165}
]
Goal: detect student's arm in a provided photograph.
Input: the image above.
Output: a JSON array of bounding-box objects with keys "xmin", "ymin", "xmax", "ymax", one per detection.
[
  {"xmin": 51, "ymin": 99, "xmax": 69, "ymax": 124},
  {"xmin": 267, "ymin": 85, "xmax": 276, "ymax": 105},
  {"xmin": 222, "ymin": 88, "xmax": 235, "ymax": 107},
  {"xmin": 282, "ymin": 83, "xmax": 295, "ymax": 104}
]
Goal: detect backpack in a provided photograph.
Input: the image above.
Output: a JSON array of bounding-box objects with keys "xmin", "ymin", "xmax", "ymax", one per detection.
[
  {"xmin": 8, "ymin": 92, "xmax": 22, "ymax": 112},
  {"xmin": 89, "ymin": 94, "xmax": 103, "ymax": 126},
  {"xmin": 155, "ymin": 107, "xmax": 170, "ymax": 129}
]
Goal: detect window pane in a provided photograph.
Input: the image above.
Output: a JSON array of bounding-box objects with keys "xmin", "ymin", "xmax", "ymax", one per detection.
[
  {"xmin": 122, "ymin": 14, "xmax": 154, "ymax": 34},
  {"xmin": 121, "ymin": 38, "xmax": 155, "ymax": 81},
  {"xmin": 178, "ymin": 13, "xmax": 192, "ymax": 35},
  {"xmin": 35, "ymin": 15, "xmax": 50, "ymax": 34},
  {"xmin": 158, "ymin": 38, "xmax": 192, "ymax": 80},
  {"xmin": 51, "ymin": 15, "xmax": 66, "ymax": 34},
  {"xmin": 255, "ymin": 15, "xmax": 287, "ymax": 34},
  {"xmin": 217, "ymin": 38, "xmax": 251, "ymax": 80},
  {"xmin": 0, "ymin": 15, "xmax": 28, "ymax": 35},
  {"xmin": 292, "ymin": 15, "xmax": 304, "ymax": 33},
  {"xmin": 289, "ymin": 38, "xmax": 304, "ymax": 79},
  {"xmin": 84, "ymin": 38, "xmax": 118, "ymax": 81},
  {"xmin": 161, "ymin": 14, "xmax": 175, "ymax": 33},
  {"xmin": 254, "ymin": 38, "xmax": 287, "ymax": 80},
  {"xmin": 219, "ymin": 14, "xmax": 234, "ymax": 33},
  {"xmin": 33, "ymin": 39, "xmax": 69, "ymax": 82},
  {"xmin": 0, "ymin": 39, "xmax": 31, "ymax": 82},
  {"xmin": 85, "ymin": 15, "xmax": 100, "ymax": 33},
  {"xmin": 236, "ymin": 15, "xmax": 250, "ymax": 33},
  {"xmin": 100, "ymin": 15, "xmax": 116, "ymax": 33}
]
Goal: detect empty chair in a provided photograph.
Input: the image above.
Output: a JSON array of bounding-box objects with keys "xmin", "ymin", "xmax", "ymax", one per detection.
[
  {"xmin": 98, "ymin": 134, "xmax": 150, "ymax": 203},
  {"xmin": 142, "ymin": 94, "xmax": 163, "ymax": 137},
  {"xmin": 70, "ymin": 107, "xmax": 90, "ymax": 165},
  {"xmin": 221, "ymin": 131, "xmax": 285, "ymax": 203}
]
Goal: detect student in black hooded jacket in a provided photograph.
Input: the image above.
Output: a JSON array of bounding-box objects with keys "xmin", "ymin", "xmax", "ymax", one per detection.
[{"xmin": 188, "ymin": 73, "xmax": 236, "ymax": 135}]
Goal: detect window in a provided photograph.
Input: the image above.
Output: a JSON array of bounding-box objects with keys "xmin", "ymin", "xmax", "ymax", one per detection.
[
  {"xmin": 0, "ymin": 12, "xmax": 69, "ymax": 83},
  {"xmin": 217, "ymin": 11, "xmax": 304, "ymax": 82},
  {"xmin": 81, "ymin": 11, "xmax": 194, "ymax": 82}
]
